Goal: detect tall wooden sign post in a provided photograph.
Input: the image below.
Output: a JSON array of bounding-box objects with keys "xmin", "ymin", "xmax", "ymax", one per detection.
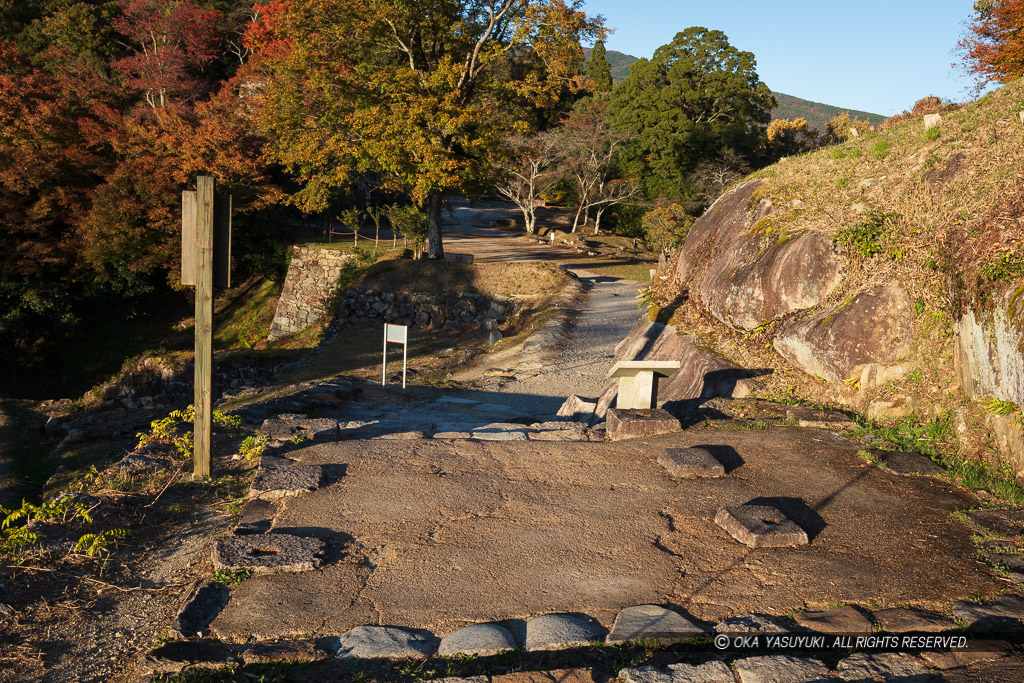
[{"xmin": 182, "ymin": 175, "xmax": 231, "ymax": 478}]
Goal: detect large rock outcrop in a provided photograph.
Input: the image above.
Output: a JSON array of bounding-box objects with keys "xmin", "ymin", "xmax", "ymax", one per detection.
[
  {"xmin": 773, "ymin": 282, "xmax": 913, "ymax": 383},
  {"xmin": 677, "ymin": 180, "xmax": 843, "ymax": 331}
]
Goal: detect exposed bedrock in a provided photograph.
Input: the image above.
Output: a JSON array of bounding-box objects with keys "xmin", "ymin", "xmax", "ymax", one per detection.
[{"xmin": 676, "ymin": 180, "xmax": 843, "ymax": 331}]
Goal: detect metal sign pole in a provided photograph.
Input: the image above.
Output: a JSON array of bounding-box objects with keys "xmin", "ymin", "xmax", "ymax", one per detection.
[{"xmin": 382, "ymin": 324, "xmax": 388, "ymax": 385}]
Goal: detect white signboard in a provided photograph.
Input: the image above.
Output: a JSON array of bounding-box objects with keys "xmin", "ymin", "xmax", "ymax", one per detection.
[{"xmin": 382, "ymin": 324, "xmax": 408, "ymax": 389}]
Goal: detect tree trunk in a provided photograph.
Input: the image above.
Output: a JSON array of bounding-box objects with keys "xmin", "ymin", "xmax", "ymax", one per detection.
[
  {"xmin": 593, "ymin": 207, "xmax": 605, "ymax": 235},
  {"xmin": 426, "ymin": 191, "xmax": 444, "ymax": 259}
]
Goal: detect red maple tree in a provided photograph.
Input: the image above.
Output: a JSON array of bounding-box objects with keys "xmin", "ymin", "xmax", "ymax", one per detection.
[{"xmin": 958, "ymin": 0, "xmax": 1024, "ymax": 88}]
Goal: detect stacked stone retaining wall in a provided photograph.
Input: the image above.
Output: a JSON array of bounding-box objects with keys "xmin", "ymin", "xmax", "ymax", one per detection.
[{"xmin": 269, "ymin": 247, "xmax": 358, "ymax": 340}]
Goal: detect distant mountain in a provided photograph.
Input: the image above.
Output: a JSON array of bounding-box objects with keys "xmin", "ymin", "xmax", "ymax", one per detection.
[
  {"xmin": 582, "ymin": 47, "xmax": 638, "ymax": 82},
  {"xmin": 582, "ymin": 48, "xmax": 885, "ymax": 133},
  {"xmin": 771, "ymin": 92, "xmax": 885, "ymax": 133}
]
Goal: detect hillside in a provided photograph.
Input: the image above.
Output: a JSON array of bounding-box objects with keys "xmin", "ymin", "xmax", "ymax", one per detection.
[
  {"xmin": 587, "ymin": 48, "xmax": 884, "ymax": 131},
  {"xmin": 639, "ymin": 80, "xmax": 1024, "ymax": 474},
  {"xmin": 771, "ymin": 92, "xmax": 885, "ymax": 132}
]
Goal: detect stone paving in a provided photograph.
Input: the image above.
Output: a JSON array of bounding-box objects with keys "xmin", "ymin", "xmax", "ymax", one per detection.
[{"xmin": 142, "ymin": 371, "xmax": 1024, "ymax": 680}]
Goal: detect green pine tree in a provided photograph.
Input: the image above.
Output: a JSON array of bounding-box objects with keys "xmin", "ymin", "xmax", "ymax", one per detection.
[{"xmin": 586, "ymin": 40, "xmax": 614, "ymax": 92}]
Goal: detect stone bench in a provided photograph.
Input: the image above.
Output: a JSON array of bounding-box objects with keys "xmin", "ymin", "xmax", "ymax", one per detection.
[{"xmin": 608, "ymin": 360, "xmax": 680, "ymax": 410}]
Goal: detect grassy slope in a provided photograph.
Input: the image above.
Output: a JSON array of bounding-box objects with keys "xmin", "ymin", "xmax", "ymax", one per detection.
[{"xmin": 659, "ymin": 80, "xmax": 1024, "ymax": 472}]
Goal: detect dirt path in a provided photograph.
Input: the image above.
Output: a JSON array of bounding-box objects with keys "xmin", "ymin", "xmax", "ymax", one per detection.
[{"xmin": 444, "ymin": 198, "xmax": 644, "ymax": 406}]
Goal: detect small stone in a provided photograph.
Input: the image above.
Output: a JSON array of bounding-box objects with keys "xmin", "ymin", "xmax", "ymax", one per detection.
[
  {"xmin": 715, "ymin": 613, "xmax": 789, "ymax": 634},
  {"xmin": 213, "ymin": 533, "xmax": 325, "ymax": 574},
  {"xmin": 606, "ymin": 408, "xmax": 681, "ymax": 441},
  {"xmin": 794, "ymin": 606, "xmax": 873, "ymax": 634},
  {"xmin": 658, "ymin": 448, "xmax": 725, "ymax": 478},
  {"xmin": 438, "ymin": 623, "xmax": 517, "ymax": 656},
  {"xmin": 924, "ymin": 113, "xmax": 942, "ymax": 130},
  {"xmin": 524, "ymin": 613, "xmax": 607, "ymax": 651},
  {"xmin": 557, "ymin": 395, "xmax": 597, "ymax": 423},
  {"xmin": 143, "ymin": 640, "xmax": 238, "ymax": 676},
  {"xmin": 606, "ymin": 605, "xmax": 705, "ymax": 644},
  {"xmin": 249, "ymin": 465, "xmax": 324, "ymax": 500},
  {"xmin": 733, "ymin": 655, "xmax": 831, "ymax": 683},
  {"xmin": 872, "ymin": 607, "xmax": 954, "ymax": 633},
  {"xmin": 332, "ymin": 625, "xmax": 439, "ymax": 659},
  {"xmin": 835, "ymin": 652, "xmax": 929, "ymax": 681},
  {"xmin": 867, "ymin": 449, "xmax": 944, "ymax": 476},
  {"xmin": 714, "ymin": 505, "xmax": 809, "ymax": 548},
  {"xmin": 952, "ymin": 594, "xmax": 1024, "ymax": 632}
]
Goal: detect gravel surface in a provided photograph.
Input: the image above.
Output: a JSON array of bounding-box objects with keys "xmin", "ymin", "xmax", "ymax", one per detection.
[{"xmin": 443, "ymin": 198, "xmax": 643, "ymax": 409}]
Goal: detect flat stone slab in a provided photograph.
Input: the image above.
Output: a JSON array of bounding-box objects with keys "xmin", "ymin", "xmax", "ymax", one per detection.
[
  {"xmin": 786, "ymin": 407, "xmax": 856, "ymax": 430},
  {"xmin": 249, "ymin": 465, "xmax": 324, "ymax": 499},
  {"xmin": 872, "ymin": 607, "xmax": 954, "ymax": 633},
  {"xmin": 213, "ymin": 533, "xmax": 325, "ymax": 573},
  {"xmin": 433, "ymin": 431, "xmax": 472, "ymax": 439},
  {"xmin": 438, "ymin": 623, "xmax": 517, "ymax": 656},
  {"xmin": 658, "ymin": 448, "xmax": 725, "ymax": 478},
  {"xmin": 835, "ymin": 652, "xmax": 930, "ymax": 681},
  {"xmin": 524, "ymin": 613, "xmax": 607, "ymax": 651},
  {"xmin": 733, "ymin": 655, "xmax": 831, "ymax": 683},
  {"xmin": 620, "ymin": 661, "xmax": 733, "ymax": 683},
  {"xmin": 240, "ymin": 639, "xmax": 325, "ymax": 664},
  {"xmin": 714, "ymin": 613, "xmax": 790, "ymax": 634},
  {"xmin": 608, "ymin": 360, "xmax": 681, "ymax": 378},
  {"xmin": 259, "ymin": 417, "xmax": 339, "ymax": 441},
  {"xmin": 471, "ymin": 429, "xmax": 527, "ymax": 441},
  {"xmin": 793, "ymin": 605, "xmax": 873, "ymax": 634},
  {"xmin": 606, "ymin": 604, "xmax": 705, "ymax": 644},
  {"xmin": 491, "ymin": 670, "xmax": 599, "ymax": 683},
  {"xmin": 952, "ymin": 594, "xmax": 1024, "ymax": 631},
  {"xmin": 866, "ymin": 448, "xmax": 944, "ymax": 476},
  {"xmin": 981, "ymin": 551, "xmax": 1024, "ymax": 571},
  {"xmin": 967, "ymin": 509, "xmax": 1024, "ymax": 537},
  {"xmin": 920, "ymin": 639, "xmax": 1013, "ymax": 670},
  {"xmin": 607, "ymin": 408, "xmax": 680, "ymax": 441},
  {"xmin": 333, "ymin": 625, "xmax": 439, "ymax": 659},
  {"xmin": 714, "ymin": 505, "xmax": 809, "ymax": 548},
  {"xmin": 235, "ymin": 499, "xmax": 279, "ymax": 535},
  {"xmin": 176, "ymin": 582, "xmax": 230, "ymax": 638}
]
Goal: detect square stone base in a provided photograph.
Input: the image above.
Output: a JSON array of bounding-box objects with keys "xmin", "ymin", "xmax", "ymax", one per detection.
[
  {"xmin": 714, "ymin": 505, "xmax": 809, "ymax": 548},
  {"xmin": 606, "ymin": 408, "xmax": 681, "ymax": 441},
  {"xmin": 658, "ymin": 447, "xmax": 725, "ymax": 478}
]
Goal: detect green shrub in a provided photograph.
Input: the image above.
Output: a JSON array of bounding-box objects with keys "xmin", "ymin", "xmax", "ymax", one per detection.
[{"xmin": 834, "ymin": 210, "xmax": 901, "ymax": 258}]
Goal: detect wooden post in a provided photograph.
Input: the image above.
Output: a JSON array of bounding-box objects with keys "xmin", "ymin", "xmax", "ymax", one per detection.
[{"xmin": 194, "ymin": 175, "xmax": 215, "ymax": 478}]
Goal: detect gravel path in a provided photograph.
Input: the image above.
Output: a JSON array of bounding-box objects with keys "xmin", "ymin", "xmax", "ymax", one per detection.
[{"xmin": 443, "ymin": 198, "xmax": 643, "ymax": 408}]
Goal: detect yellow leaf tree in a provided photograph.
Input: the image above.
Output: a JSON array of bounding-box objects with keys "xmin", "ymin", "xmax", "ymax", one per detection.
[{"xmin": 246, "ymin": 0, "xmax": 603, "ymax": 258}]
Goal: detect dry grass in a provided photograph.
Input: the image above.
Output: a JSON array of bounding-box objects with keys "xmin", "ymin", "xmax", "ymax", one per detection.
[
  {"xmin": 354, "ymin": 259, "xmax": 569, "ymax": 299},
  {"xmin": 651, "ymin": 82, "xmax": 1024, "ymax": 469}
]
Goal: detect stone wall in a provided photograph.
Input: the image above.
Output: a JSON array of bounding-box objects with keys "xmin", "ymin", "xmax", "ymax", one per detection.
[
  {"xmin": 334, "ymin": 288, "xmax": 510, "ymax": 330},
  {"xmin": 269, "ymin": 247, "xmax": 358, "ymax": 340},
  {"xmin": 98, "ymin": 354, "xmax": 286, "ymax": 410}
]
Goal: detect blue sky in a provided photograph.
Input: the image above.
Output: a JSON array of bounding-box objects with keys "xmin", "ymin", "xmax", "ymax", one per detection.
[{"xmin": 584, "ymin": 1, "xmax": 980, "ymax": 116}]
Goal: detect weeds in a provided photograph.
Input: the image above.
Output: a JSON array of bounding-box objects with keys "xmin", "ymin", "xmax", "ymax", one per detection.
[
  {"xmin": 833, "ymin": 210, "xmax": 901, "ymax": 259},
  {"xmin": 211, "ymin": 568, "xmax": 252, "ymax": 586}
]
